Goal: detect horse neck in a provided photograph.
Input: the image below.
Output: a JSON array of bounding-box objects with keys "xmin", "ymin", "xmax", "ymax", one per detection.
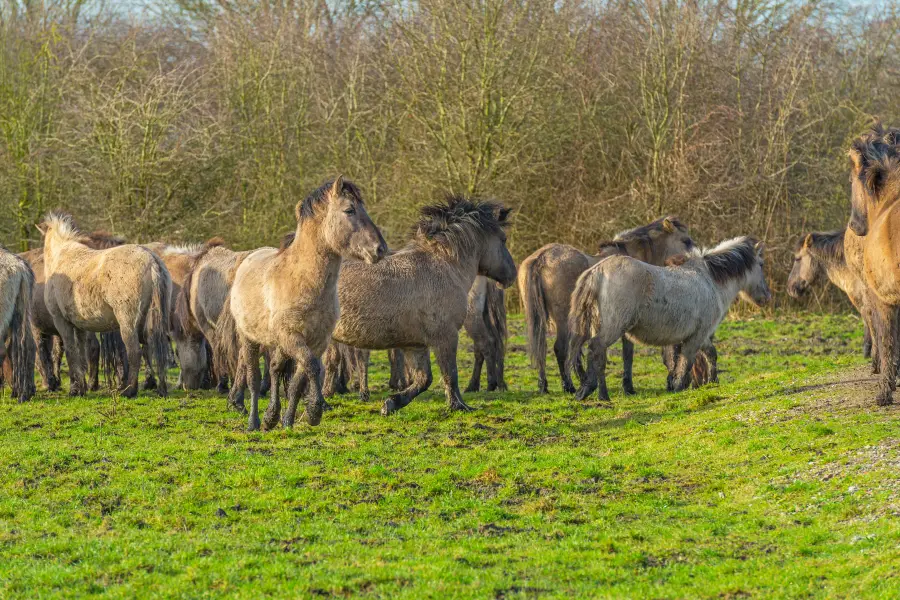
[
  {"xmin": 280, "ymin": 221, "xmax": 342, "ymax": 295},
  {"xmin": 709, "ymin": 272, "xmax": 745, "ymax": 313},
  {"xmin": 43, "ymin": 233, "xmax": 72, "ymax": 274}
]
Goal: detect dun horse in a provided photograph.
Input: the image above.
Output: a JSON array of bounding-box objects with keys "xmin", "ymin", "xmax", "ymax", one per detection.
[
  {"xmin": 222, "ymin": 177, "xmax": 387, "ymax": 430},
  {"xmin": 331, "ymin": 195, "xmax": 515, "ymax": 416},
  {"xmin": 847, "ymin": 124, "xmax": 900, "ymax": 405},
  {"xmin": 787, "ymin": 229, "xmax": 876, "ymax": 365},
  {"xmin": 567, "ymin": 237, "xmax": 770, "ymax": 402},
  {"xmin": 17, "ymin": 231, "xmax": 125, "ymax": 391},
  {"xmin": 518, "ymin": 217, "xmax": 695, "ymax": 393},
  {"xmin": 39, "ymin": 214, "xmax": 172, "ymax": 397},
  {"xmin": 0, "ymin": 248, "xmax": 35, "ymax": 402}
]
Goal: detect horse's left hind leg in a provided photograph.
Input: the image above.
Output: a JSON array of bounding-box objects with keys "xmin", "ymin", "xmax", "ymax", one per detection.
[
  {"xmin": 465, "ymin": 350, "xmax": 484, "ymax": 393},
  {"xmin": 434, "ymin": 336, "xmax": 472, "ymax": 412},
  {"xmin": 621, "ymin": 337, "xmax": 636, "ymax": 395},
  {"xmin": 576, "ymin": 336, "xmax": 609, "ymax": 403}
]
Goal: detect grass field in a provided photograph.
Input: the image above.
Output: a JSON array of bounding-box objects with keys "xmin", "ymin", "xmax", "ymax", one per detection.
[{"xmin": 1, "ymin": 313, "xmax": 898, "ymax": 599}]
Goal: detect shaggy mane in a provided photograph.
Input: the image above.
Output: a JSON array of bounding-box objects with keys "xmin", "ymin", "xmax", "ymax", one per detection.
[
  {"xmin": 690, "ymin": 236, "xmax": 759, "ymax": 285},
  {"xmin": 795, "ymin": 230, "xmax": 845, "ymax": 265},
  {"xmin": 82, "ymin": 230, "xmax": 126, "ymax": 249},
  {"xmin": 851, "ymin": 123, "xmax": 900, "ymax": 198},
  {"xmin": 43, "ymin": 212, "xmax": 83, "ymax": 241},
  {"xmin": 162, "ymin": 243, "xmax": 204, "ymax": 256},
  {"xmin": 411, "ymin": 194, "xmax": 511, "ymax": 258},
  {"xmin": 598, "ymin": 216, "xmax": 687, "ymax": 253},
  {"xmin": 299, "ymin": 178, "xmax": 364, "ymax": 221}
]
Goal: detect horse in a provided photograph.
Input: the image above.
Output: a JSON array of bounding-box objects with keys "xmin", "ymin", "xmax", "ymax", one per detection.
[
  {"xmin": 518, "ymin": 217, "xmax": 695, "ymax": 393},
  {"xmin": 331, "ymin": 195, "xmax": 515, "ymax": 416},
  {"xmin": 146, "ymin": 242, "xmax": 213, "ymax": 390},
  {"xmin": 322, "ymin": 275, "xmax": 508, "ymax": 402},
  {"xmin": 38, "ymin": 214, "xmax": 172, "ymax": 397},
  {"xmin": 222, "ymin": 177, "xmax": 387, "ymax": 431},
  {"xmin": 463, "ymin": 276, "xmax": 508, "ymax": 392},
  {"xmin": 567, "ymin": 236, "xmax": 770, "ymax": 402},
  {"xmin": 16, "ymin": 231, "xmax": 126, "ymax": 392},
  {"xmin": 787, "ymin": 229, "xmax": 877, "ymax": 366},
  {"xmin": 0, "ymin": 248, "xmax": 35, "ymax": 402},
  {"xmin": 847, "ymin": 124, "xmax": 900, "ymax": 405}
]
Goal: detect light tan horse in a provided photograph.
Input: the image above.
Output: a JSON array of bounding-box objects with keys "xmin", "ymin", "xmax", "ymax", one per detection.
[
  {"xmin": 17, "ymin": 231, "xmax": 126, "ymax": 391},
  {"xmin": 847, "ymin": 124, "xmax": 900, "ymax": 405},
  {"xmin": 787, "ymin": 229, "xmax": 877, "ymax": 367},
  {"xmin": 39, "ymin": 214, "xmax": 172, "ymax": 397},
  {"xmin": 518, "ymin": 217, "xmax": 695, "ymax": 393},
  {"xmin": 332, "ymin": 196, "xmax": 515, "ymax": 416},
  {"xmin": 568, "ymin": 237, "xmax": 770, "ymax": 401},
  {"xmin": 224, "ymin": 177, "xmax": 387, "ymax": 430},
  {"xmin": 0, "ymin": 248, "xmax": 36, "ymax": 402}
]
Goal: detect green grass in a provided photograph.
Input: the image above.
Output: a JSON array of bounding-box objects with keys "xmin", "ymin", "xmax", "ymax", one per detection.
[{"xmin": 1, "ymin": 313, "xmax": 899, "ymax": 599}]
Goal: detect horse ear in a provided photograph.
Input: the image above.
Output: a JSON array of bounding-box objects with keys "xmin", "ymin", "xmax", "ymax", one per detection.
[
  {"xmin": 330, "ymin": 175, "xmax": 344, "ymax": 199},
  {"xmin": 35, "ymin": 222, "xmax": 48, "ymax": 236},
  {"xmin": 662, "ymin": 218, "xmax": 675, "ymax": 233},
  {"xmin": 497, "ymin": 206, "xmax": 512, "ymax": 224},
  {"xmin": 802, "ymin": 234, "xmax": 813, "ymax": 250},
  {"xmin": 754, "ymin": 240, "xmax": 766, "ymax": 256}
]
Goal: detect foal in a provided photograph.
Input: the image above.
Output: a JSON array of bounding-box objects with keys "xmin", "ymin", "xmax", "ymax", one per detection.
[
  {"xmin": 227, "ymin": 177, "xmax": 387, "ymax": 430},
  {"xmin": 568, "ymin": 237, "xmax": 770, "ymax": 402}
]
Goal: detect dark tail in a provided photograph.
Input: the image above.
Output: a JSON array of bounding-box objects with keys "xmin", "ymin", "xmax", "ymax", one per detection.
[
  {"xmin": 483, "ymin": 281, "xmax": 507, "ymax": 377},
  {"xmin": 519, "ymin": 253, "xmax": 548, "ymax": 369},
  {"xmin": 566, "ymin": 268, "xmax": 602, "ymax": 377},
  {"xmin": 100, "ymin": 331, "xmax": 127, "ymax": 387},
  {"xmin": 145, "ymin": 254, "xmax": 171, "ymax": 396},
  {"xmin": 7, "ymin": 260, "xmax": 36, "ymax": 402}
]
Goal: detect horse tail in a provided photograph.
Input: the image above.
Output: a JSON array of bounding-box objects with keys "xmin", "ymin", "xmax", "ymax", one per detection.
[
  {"xmin": 484, "ymin": 281, "xmax": 507, "ymax": 362},
  {"xmin": 519, "ymin": 252, "xmax": 548, "ymax": 369},
  {"xmin": 99, "ymin": 331, "xmax": 126, "ymax": 388},
  {"xmin": 145, "ymin": 254, "xmax": 171, "ymax": 396},
  {"xmin": 212, "ymin": 291, "xmax": 240, "ymax": 382},
  {"xmin": 566, "ymin": 267, "xmax": 602, "ymax": 377},
  {"xmin": 7, "ymin": 261, "xmax": 36, "ymax": 402}
]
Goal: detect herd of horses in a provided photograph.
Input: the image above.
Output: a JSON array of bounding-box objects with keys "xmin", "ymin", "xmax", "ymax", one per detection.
[{"xmin": 0, "ymin": 125, "xmax": 897, "ymax": 429}]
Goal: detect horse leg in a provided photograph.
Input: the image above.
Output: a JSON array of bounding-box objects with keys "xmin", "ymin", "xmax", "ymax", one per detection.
[
  {"xmin": 621, "ymin": 337, "xmax": 637, "ymax": 395},
  {"xmin": 260, "ymin": 350, "xmax": 272, "ymax": 396},
  {"xmin": 576, "ymin": 335, "xmax": 610, "ymax": 403},
  {"xmin": 52, "ymin": 335, "xmax": 64, "ymax": 388},
  {"xmin": 357, "ymin": 351, "xmax": 370, "ymax": 402},
  {"xmin": 664, "ymin": 344, "xmax": 681, "ymax": 391},
  {"xmin": 702, "ymin": 341, "xmax": 718, "ymax": 384},
  {"xmin": 491, "ymin": 340, "xmax": 507, "ymax": 392},
  {"xmin": 228, "ymin": 349, "xmax": 247, "ymax": 414},
  {"xmin": 262, "ymin": 348, "xmax": 288, "ymax": 430},
  {"xmin": 863, "ymin": 322, "xmax": 873, "ymax": 359},
  {"xmin": 553, "ymin": 327, "xmax": 576, "ymax": 394},
  {"xmin": 465, "ymin": 349, "xmax": 484, "ymax": 393},
  {"xmin": 388, "ymin": 349, "xmax": 407, "ymax": 391},
  {"xmin": 118, "ymin": 327, "xmax": 142, "ymax": 398},
  {"xmin": 433, "ymin": 336, "xmax": 472, "ymax": 412},
  {"xmin": 141, "ymin": 343, "xmax": 156, "ymax": 391},
  {"xmin": 671, "ymin": 339, "xmax": 702, "ymax": 392},
  {"xmin": 874, "ymin": 301, "xmax": 898, "ymax": 406},
  {"xmin": 35, "ymin": 332, "xmax": 59, "ymax": 392},
  {"xmin": 242, "ymin": 340, "xmax": 262, "ymax": 431},
  {"xmin": 86, "ymin": 334, "xmax": 101, "ymax": 391},
  {"xmin": 279, "ymin": 339, "xmax": 324, "ymax": 428},
  {"xmin": 54, "ymin": 319, "xmax": 87, "ymax": 396},
  {"xmin": 382, "ymin": 348, "xmax": 432, "ymax": 415}
]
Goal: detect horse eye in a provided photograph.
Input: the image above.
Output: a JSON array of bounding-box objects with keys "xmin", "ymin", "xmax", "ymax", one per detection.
[{"xmin": 344, "ymin": 207, "xmax": 356, "ymax": 216}]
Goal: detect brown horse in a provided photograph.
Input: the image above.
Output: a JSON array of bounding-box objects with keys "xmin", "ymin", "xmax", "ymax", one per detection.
[
  {"xmin": 332, "ymin": 195, "xmax": 515, "ymax": 416},
  {"xmin": 39, "ymin": 214, "xmax": 172, "ymax": 397},
  {"xmin": 847, "ymin": 124, "xmax": 900, "ymax": 405},
  {"xmin": 518, "ymin": 217, "xmax": 695, "ymax": 393},
  {"xmin": 223, "ymin": 177, "xmax": 387, "ymax": 430},
  {"xmin": 0, "ymin": 248, "xmax": 36, "ymax": 402},
  {"xmin": 787, "ymin": 229, "xmax": 877, "ymax": 365},
  {"xmin": 17, "ymin": 231, "xmax": 126, "ymax": 391}
]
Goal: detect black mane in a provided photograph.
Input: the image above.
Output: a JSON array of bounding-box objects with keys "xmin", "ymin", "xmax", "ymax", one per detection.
[
  {"xmin": 298, "ymin": 178, "xmax": 364, "ymax": 221},
  {"xmin": 597, "ymin": 215, "xmax": 687, "ymax": 253},
  {"xmin": 702, "ymin": 237, "xmax": 759, "ymax": 285},
  {"xmin": 796, "ymin": 230, "xmax": 845, "ymax": 265}
]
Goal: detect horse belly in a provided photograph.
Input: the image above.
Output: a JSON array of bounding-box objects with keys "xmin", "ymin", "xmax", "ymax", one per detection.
[{"xmin": 62, "ymin": 294, "xmax": 118, "ymax": 332}]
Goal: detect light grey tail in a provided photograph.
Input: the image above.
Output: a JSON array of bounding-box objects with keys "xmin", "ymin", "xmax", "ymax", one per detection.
[
  {"xmin": 520, "ymin": 255, "xmax": 548, "ymax": 369},
  {"xmin": 566, "ymin": 269, "xmax": 602, "ymax": 377},
  {"xmin": 145, "ymin": 255, "xmax": 171, "ymax": 396}
]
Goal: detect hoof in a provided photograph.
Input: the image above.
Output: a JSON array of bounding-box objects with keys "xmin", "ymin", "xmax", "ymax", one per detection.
[
  {"xmin": 449, "ymin": 399, "xmax": 474, "ymax": 412},
  {"xmin": 142, "ymin": 378, "xmax": 156, "ymax": 391},
  {"xmin": 262, "ymin": 413, "xmax": 280, "ymax": 431},
  {"xmin": 623, "ymin": 385, "xmax": 637, "ymax": 396},
  {"xmin": 464, "ymin": 384, "xmax": 479, "ymax": 393},
  {"xmin": 562, "ymin": 382, "xmax": 576, "ymax": 394},
  {"xmin": 120, "ymin": 385, "xmax": 138, "ymax": 399},
  {"xmin": 358, "ymin": 390, "xmax": 370, "ymax": 403},
  {"xmin": 303, "ymin": 404, "xmax": 323, "ymax": 426},
  {"xmin": 876, "ymin": 393, "xmax": 894, "ymax": 407},
  {"xmin": 247, "ymin": 415, "xmax": 261, "ymax": 432},
  {"xmin": 322, "ymin": 400, "xmax": 334, "ymax": 412},
  {"xmin": 228, "ymin": 400, "xmax": 247, "ymax": 415},
  {"xmin": 538, "ymin": 380, "xmax": 549, "ymax": 394}
]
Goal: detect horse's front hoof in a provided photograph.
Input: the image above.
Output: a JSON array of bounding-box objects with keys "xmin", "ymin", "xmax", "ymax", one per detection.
[
  {"xmin": 623, "ymin": 384, "xmax": 637, "ymax": 396},
  {"xmin": 262, "ymin": 413, "xmax": 280, "ymax": 431},
  {"xmin": 228, "ymin": 400, "xmax": 246, "ymax": 415},
  {"xmin": 247, "ymin": 415, "xmax": 261, "ymax": 432},
  {"xmin": 304, "ymin": 404, "xmax": 323, "ymax": 426},
  {"xmin": 449, "ymin": 398, "xmax": 474, "ymax": 412},
  {"xmin": 876, "ymin": 392, "xmax": 894, "ymax": 406},
  {"xmin": 562, "ymin": 382, "xmax": 576, "ymax": 394}
]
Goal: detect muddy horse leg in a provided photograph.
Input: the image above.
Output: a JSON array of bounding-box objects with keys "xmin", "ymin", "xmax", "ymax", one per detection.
[
  {"xmin": 465, "ymin": 348, "xmax": 484, "ymax": 393},
  {"xmin": 621, "ymin": 337, "xmax": 636, "ymax": 395},
  {"xmin": 382, "ymin": 348, "xmax": 432, "ymax": 416}
]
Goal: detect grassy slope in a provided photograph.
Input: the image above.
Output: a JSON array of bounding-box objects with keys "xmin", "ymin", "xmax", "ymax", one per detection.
[{"xmin": 1, "ymin": 314, "xmax": 898, "ymax": 599}]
